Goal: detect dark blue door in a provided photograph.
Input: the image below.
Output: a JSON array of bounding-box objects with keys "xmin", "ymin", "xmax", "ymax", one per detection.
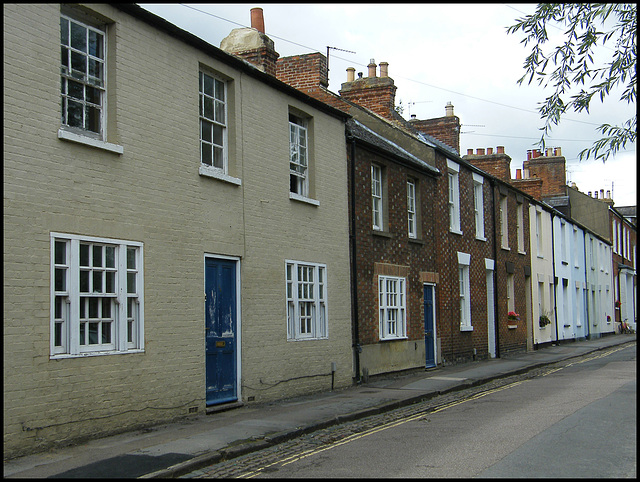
[
  {"xmin": 424, "ymin": 285, "xmax": 436, "ymax": 368},
  {"xmin": 205, "ymin": 258, "xmax": 237, "ymax": 405}
]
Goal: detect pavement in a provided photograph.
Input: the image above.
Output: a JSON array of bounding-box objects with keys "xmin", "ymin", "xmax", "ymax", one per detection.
[{"xmin": 4, "ymin": 333, "xmax": 636, "ymax": 479}]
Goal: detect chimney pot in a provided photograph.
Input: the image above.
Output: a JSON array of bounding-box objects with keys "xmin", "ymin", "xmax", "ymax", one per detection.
[
  {"xmin": 346, "ymin": 67, "xmax": 355, "ymax": 82},
  {"xmin": 527, "ymin": 150, "xmax": 532, "ymax": 160},
  {"xmin": 588, "ymin": 191, "xmax": 592, "ymax": 197},
  {"xmin": 600, "ymin": 189, "xmax": 605, "ymax": 199},
  {"xmin": 516, "ymin": 169, "xmax": 522, "ymax": 179},
  {"xmin": 379, "ymin": 61, "xmax": 388, "ymax": 78},
  {"xmin": 487, "ymin": 147, "xmax": 493, "ymax": 155},
  {"xmin": 411, "ymin": 114, "xmax": 417, "ymax": 119},
  {"xmin": 250, "ymin": 7, "xmax": 265, "ymax": 33},
  {"xmin": 546, "ymin": 148, "xmax": 553, "ymax": 157},
  {"xmin": 467, "ymin": 148, "xmax": 474, "ymax": 155},
  {"xmin": 606, "ymin": 190, "xmax": 611, "ymax": 198},
  {"xmin": 497, "ymin": 146, "xmax": 505, "ymax": 154},
  {"xmin": 477, "ymin": 148, "xmax": 485, "ymax": 155},
  {"xmin": 445, "ymin": 101, "xmax": 454, "ymax": 117},
  {"xmin": 367, "ymin": 59, "xmax": 377, "ymax": 78},
  {"xmin": 555, "ymin": 147, "xmax": 562, "ymax": 156}
]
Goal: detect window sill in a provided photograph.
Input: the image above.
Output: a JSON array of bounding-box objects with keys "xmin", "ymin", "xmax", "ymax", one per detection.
[
  {"xmin": 372, "ymin": 229, "xmax": 392, "ymax": 239},
  {"xmin": 50, "ymin": 349, "xmax": 144, "ymax": 359},
  {"xmin": 476, "ymin": 236, "xmax": 487, "ymax": 242},
  {"xmin": 379, "ymin": 336, "xmax": 409, "ymax": 342},
  {"xmin": 199, "ymin": 165, "xmax": 242, "ymax": 186},
  {"xmin": 289, "ymin": 192, "xmax": 319, "ymax": 206},
  {"xmin": 449, "ymin": 228, "xmax": 463, "ymax": 236},
  {"xmin": 501, "ymin": 246, "xmax": 510, "ymax": 251},
  {"xmin": 408, "ymin": 236, "xmax": 424, "ymax": 245},
  {"xmin": 58, "ymin": 128, "xmax": 124, "ymax": 154},
  {"xmin": 460, "ymin": 325, "xmax": 474, "ymax": 332},
  {"xmin": 518, "ymin": 250, "xmax": 527, "ymax": 255}
]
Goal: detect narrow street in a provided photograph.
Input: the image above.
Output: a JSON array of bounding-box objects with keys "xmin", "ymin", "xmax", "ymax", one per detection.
[{"xmin": 184, "ymin": 343, "xmax": 636, "ymax": 478}]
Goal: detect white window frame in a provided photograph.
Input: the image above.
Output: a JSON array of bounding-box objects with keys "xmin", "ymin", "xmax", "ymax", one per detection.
[
  {"xmin": 458, "ymin": 252, "xmax": 472, "ymax": 331},
  {"xmin": 50, "ymin": 233, "xmax": 144, "ymax": 358},
  {"xmin": 500, "ymin": 194, "xmax": 509, "ymax": 249},
  {"xmin": 447, "ymin": 160, "xmax": 461, "ymax": 234},
  {"xmin": 407, "ymin": 180, "xmax": 417, "ymax": 239},
  {"xmin": 60, "ymin": 14, "xmax": 105, "ymax": 140},
  {"xmin": 472, "ymin": 173, "xmax": 485, "ymax": 240},
  {"xmin": 372, "ymin": 164, "xmax": 383, "ymax": 231},
  {"xmin": 517, "ymin": 201, "xmax": 525, "ymax": 253},
  {"xmin": 561, "ymin": 220, "xmax": 568, "ymax": 263},
  {"xmin": 378, "ymin": 275, "xmax": 407, "ymax": 340},
  {"xmin": 536, "ymin": 209, "xmax": 543, "ymax": 257},
  {"xmin": 507, "ymin": 273, "xmax": 515, "ymax": 313},
  {"xmin": 286, "ymin": 260, "xmax": 327, "ymax": 341},
  {"xmin": 289, "ymin": 114, "xmax": 309, "ymax": 197},
  {"xmin": 199, "ymin": 71, "xmax": 229, "ymax": 175}
]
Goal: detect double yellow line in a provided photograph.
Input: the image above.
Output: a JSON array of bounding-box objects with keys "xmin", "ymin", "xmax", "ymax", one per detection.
[
  {"xmin": 239, "ymin": 344, "xmax": 631, "ymax": 478},
  {"xmin": 239, "ymin": 381, "xmax": 524, "ymax": 478}
]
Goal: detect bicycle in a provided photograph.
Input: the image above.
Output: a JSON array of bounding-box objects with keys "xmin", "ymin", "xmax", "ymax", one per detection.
[{"xmin": 619, "ymin": 319, "xmax": 635, "ymax": 334}]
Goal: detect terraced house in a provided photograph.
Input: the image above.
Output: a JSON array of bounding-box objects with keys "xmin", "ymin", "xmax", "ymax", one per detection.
[{"xmin": 3, "ymin": 3, "xmax": 353, "ymax": 458}]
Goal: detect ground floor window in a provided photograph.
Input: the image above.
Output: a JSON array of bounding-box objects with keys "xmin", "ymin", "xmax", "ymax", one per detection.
[
  {"xmin": 379, "ymin": 275, "xmax": 406, "ymax": 340},
  {"xmin": 286, "ymin": 260, "xmax": 327, "ymax": 340},
  {"xmin": 51, "ymin": 233, "xmax": 143, "ymax": 357}
]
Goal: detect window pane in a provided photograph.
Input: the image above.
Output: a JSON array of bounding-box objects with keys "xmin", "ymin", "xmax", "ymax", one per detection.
[
  {"xmin": 88, "ymin": 322, "xmax": 99, "ymax": 344},
  {"xmin": 67, "ymin": 79, "xmax": 84, "ymax": 100},
  {"xmin": 105, "ymin": 246, "xmax": 115, "ymax": 268},
  {"xmin": 102, "ymin": 322, "xmax": 111, "ymax": 344},
  {"xmin": 67, "ymin": 100, "xmax": 83, "ymax": 127},
  {"xmin": 61, "ymin": 47, "xmax": 69, "ymax": 71},
  {"xmin": 88, "ymin": 30, "xmax": 103, "ymax": 58},
  {"xmin": 213, "ymin": 147, "xmax": 224, "ymax": 169},
  {"xmin": 93, "ymin": 271, "xmax": 102, "ymax": 293},
  {"xmin": 55, "ymin": 268, "xmax": 66, "ymax": 292},
  {"xmin": 201, "ymin": 119, "xmax": 212, "ymax": 143},
  {"xmin": 80, "ymin": 243, "xmax": 89, "ymax": 266},
  {"xmin": 89, "ymin": 298, "xmax": 99, "ymax": 318},
  {"xmin": 212, "ymin": 124, "xmax": 223, "ymax": 146},
  {"xmin": 127, "ymin": 273, "xmax": 136, "ymax": 293},
  {"xmin": 70, "ymin": 50, "xmax": 86, "ymax": 77},
  {"xmin": 55, "ymin": 241, "xmax": 66, "ymax": 265},
  {"xmin": 80, "ymin": 322, "xmax": 86, "ymax": 345},
  {"xmin": 80, "ymin": 297, "xmax": 86, "ymax": 318},
  {"xmin": 86, "ymin": 105, "xmax": 100, "ymax": 133},
  {"xmin": 127, "ymin": 247, "xmax": 136, "ymax": 269},
  {"xmin": 70, "ymin": 21, "xmax": 86, "ymax": 52},
  {"xmin": 203, "ymin": 97, "xmax": 214, "ymax": 120},
  {"xmin": 203, "ymin": 74, "xmax": 214, "ymax": 96},
  {"xmin": 214, "ymin": 79, "xmax": 225, "ymax": 101},
  {"xmin": 55, "ymin": 296, "xmax": 64, "ymax": 319},
  {"xmin": 80, "ymin": 270, "xmax": 90, "ymax": 292},
  {"xmin": 55, "ymin": 322, "xmax": 63, "ymax": 347},
  {"xmin": 102, "ymin": 298, "xmax": 111, "ymax": 318},
  {"xmin": 201, "ymin": 143, "xmax": 212, "ymax": 166},
  {"xmin": 86, "ymin": 85, "xmax": 101, "ymax": 104},
  {"xmin": 61, "ymin": 17, "xmax": 69, "ymax": 45},
  {"xmin": 105, "ymin": 272, "xmax": 115, "ymax": 293},
  {"xmin": 214, "ymin": 101, "xmax": 225, "ymax": 124},
  {"xmin": 93, "ymin": 245, "xmax": 102, "ymax": 267}
]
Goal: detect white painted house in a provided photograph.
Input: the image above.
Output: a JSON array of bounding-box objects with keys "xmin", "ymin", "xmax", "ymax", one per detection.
[{"xmin": 530, "ymin": 203, "xmax": 556, "ymax": 346}]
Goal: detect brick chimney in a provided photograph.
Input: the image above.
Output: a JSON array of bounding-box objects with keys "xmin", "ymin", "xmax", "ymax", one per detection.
[
  {"xmin": 220, "ymin": 7, "xmax": 279, "ymax": 76},
  {"xmin": 276, "ymin": 52, "xmax": 329, "ymax": 93},
  {"xmin": 522, "ymin": 146, "xmax": 566, "ymax": 198},
  {"xmin": 408, "ymin": 102, "xmax": 461, "ymax": 154},
  {"xmin": 338, "ymin": 59, "xmax": 397, "ymax": 121},
  {"xmin": 463, "ymin": 146, "xmax": 512, "ymax": 182}
]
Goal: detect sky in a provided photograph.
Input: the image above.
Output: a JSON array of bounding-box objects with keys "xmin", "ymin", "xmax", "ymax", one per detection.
[{"xmin": 139, "ymin": 3, "xmax": 637, "ymax": 207}]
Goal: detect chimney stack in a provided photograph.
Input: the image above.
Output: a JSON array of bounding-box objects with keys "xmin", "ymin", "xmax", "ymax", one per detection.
[
  {"xmin": 346, "ymin": 67, "xmax": 355, "ymax": 82},
  {"xmin": 339, "ymin": 59, "xmax": 397, "ymax": 122},
  {"xmin": 379, "ymin": 62, "xmax": 389, "ymax": 78}
]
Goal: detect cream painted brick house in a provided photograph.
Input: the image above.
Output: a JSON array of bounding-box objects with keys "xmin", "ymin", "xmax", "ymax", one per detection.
[{"xmin": 3, "ymin": 3, "xmax": 352, "ymax": 458}]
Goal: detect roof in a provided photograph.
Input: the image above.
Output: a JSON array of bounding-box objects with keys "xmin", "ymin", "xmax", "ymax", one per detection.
[
  {"xmin": 113, "ymin": 4, "xmax": 349, "ymax": 122},
  {"xmin": 346, "ymin": 118, "xmax": 440, "ymax": 176}
]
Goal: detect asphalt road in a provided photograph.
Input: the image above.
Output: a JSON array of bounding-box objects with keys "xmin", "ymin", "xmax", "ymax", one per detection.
[{"xmin": 186, "ymin": 343, "xmax": 636, "ymax": 478}]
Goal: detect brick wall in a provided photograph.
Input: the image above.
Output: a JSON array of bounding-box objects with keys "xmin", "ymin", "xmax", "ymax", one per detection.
[
  {"xmin": 276, "ymin": 53, "xmax": 328, "ymax": 92},
  {"xmin": 339, "ymin": 76, "xmax": 397, "ymax": 122},
  {"xmin": 523, "ymin": 154, "xmax": 567, "ymax": 198},
  {"xmin": 463, "ymin": 147, "xmax": 512, "ymax": 182},
  {"xmin": 409, "ymin": 115, "xmax": 460, "ymax": 154}
]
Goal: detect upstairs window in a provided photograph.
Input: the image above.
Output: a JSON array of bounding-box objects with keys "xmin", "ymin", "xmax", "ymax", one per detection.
[
  {"xmin": 289, "ymin": 114, "xmax": 308, "ymax": 197},
  {"xmin": 60, "ymin": 15, "xmax": 105, "ymax": 138},
  {"xmin": 536, "ymin": 210, "xmax": 543, "ymax": 256},
  {"xmin": 472, "ymin": 173, "xmax": 485, "ymax": 240},
  {"xmin": 372, "ymin": 165, "xmax": 383, "ymax": 230},
  {"xmin": 458, "ymin": 252, "xmax": 472, "ymax": 331},
  {"xmin": 517, "ymin": 201, "xmax": 525, "ymax": 253},
  {"xmin": 199, "ymin": 71, "xmax": 227, "ymax": 172},
  {"xmin": 500, "ymin": 194, "xmax": 508, "ymax": 249},
  {"xmin": 447, "ymin": 160, "xmax": 461, "ymax": 234},
  {"xmin": 407, "ymin": 180, "xmax": 417, "ymax": 239}
]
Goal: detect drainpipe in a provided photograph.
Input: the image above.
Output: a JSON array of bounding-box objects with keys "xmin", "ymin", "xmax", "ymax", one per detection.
[
  {"xmin": 490, "ymin": 178, "xmax": 500, "ymax": 358},
  {"xmin": 551, "ymin": 215, "xmax": 559, "ymax": 343},
  {"xmin": 348, "ymin": 135, "xmax": 361, "ymax": 382},
  {"xmin": 583, "ymin": 231, "xmax": 589, "ymax": 339}
]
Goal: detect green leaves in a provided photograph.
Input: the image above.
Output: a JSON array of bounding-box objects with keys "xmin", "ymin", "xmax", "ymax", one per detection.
[{"xmin": 507, "ymin": 3, "xmax": 636, "ymax": 161}]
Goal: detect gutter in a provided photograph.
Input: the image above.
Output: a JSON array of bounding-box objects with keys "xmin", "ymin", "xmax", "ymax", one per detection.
[{"xmin": 347, "ymin": 135, "xmax": 361, "ymax": 382}]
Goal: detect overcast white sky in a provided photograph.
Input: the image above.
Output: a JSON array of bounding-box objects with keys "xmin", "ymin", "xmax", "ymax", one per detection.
[{"xmin": 140, "ymin": 3, "xmax": 637, "ymax": 207}]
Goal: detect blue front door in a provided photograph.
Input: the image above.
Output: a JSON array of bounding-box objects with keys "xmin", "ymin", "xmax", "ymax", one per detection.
[
  {"xmin": 424, "ymin": 285, "xmax": 436, "ymax": 368},
  {"xmin": 205, "ymin": 258, "xmax": 237, "ymax": 405}
]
